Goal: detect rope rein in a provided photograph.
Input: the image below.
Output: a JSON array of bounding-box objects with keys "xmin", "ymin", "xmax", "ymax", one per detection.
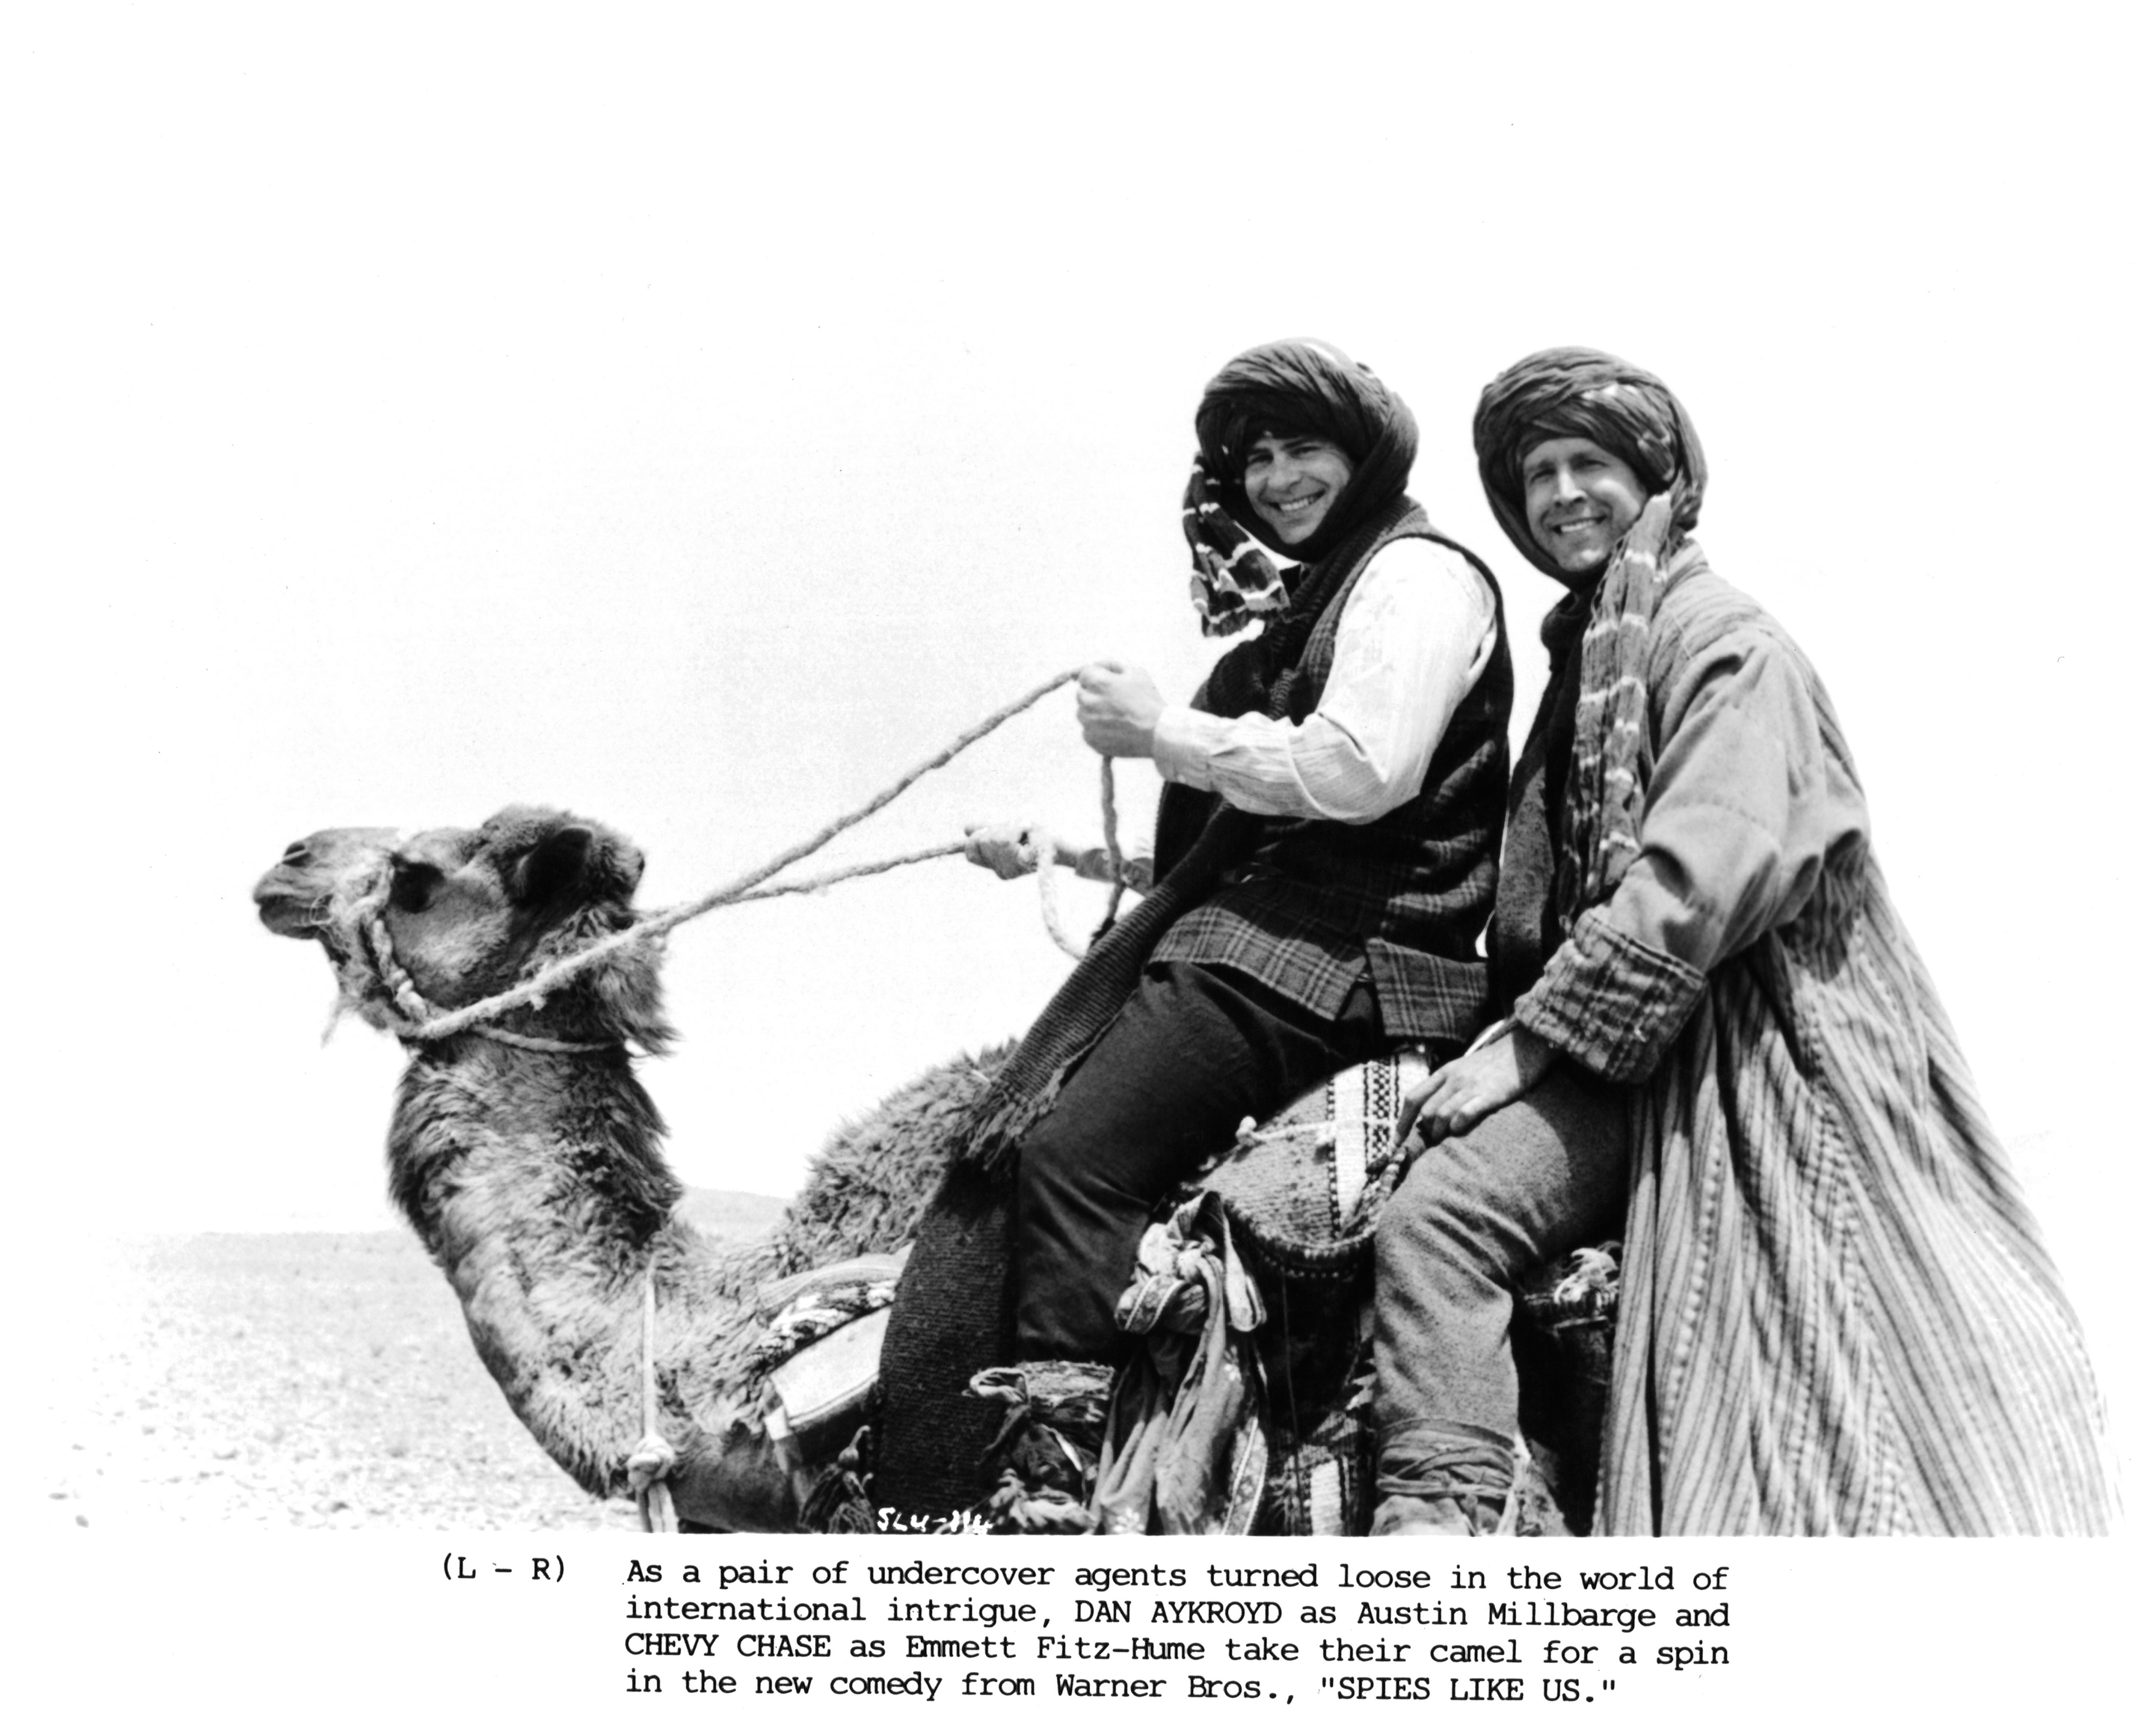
[
  {"xmin": 1026, "ymin": 825, "xmax": 1082, "ymax": 961},
  {"xmin": 410, "ymin": 666, "xmax": 1126, "ymax": 1044},
  {"xmin": 1099, "ymin": 756, "xmax": 1127, "ymax": 931},
  {"xmin": 1027, "ymin": 757, "xmax": 1132, "ymax": 962},
  {"xmin": 386, "ymin": 668, "xmax": 1128, "ymax": 1045}
]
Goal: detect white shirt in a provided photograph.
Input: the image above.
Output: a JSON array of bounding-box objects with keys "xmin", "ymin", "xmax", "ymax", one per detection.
[{"xmin": 1151, "ymin": 540, "xmax": 1496, "ymax": 822}]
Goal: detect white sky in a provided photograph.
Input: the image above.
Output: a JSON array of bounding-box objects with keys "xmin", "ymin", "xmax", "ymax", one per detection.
[{"xmin": 8, "ymin": 8, "xmax": 2141, "ymax": 1475}]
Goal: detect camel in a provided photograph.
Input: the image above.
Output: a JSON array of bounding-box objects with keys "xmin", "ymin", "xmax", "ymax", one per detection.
[
  {"xmin": 253, "ymin": 805, "xmax": 1005, "ymax": 1532},
  {"xmin": 255, "ymin": 803, "xmax": 1614, "ymax": 1534}
]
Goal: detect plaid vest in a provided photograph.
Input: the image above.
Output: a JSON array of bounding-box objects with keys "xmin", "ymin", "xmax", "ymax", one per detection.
[{"xmin": 1151, "ymin": 520, "xmax": 1512, "ymax": 1045}]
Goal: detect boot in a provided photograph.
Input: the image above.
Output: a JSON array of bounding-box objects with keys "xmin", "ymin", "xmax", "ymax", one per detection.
[
  {"xmin": 1371, "ymin": 1423, "xmax": 1515, "ymax": 1538},
  {"xmin": 968, "ymin": 1359, "xmax": 1112, "ymax": 1534},
  {"xmin": 1370, "ymin": 1491, "xmax": 1509, "ymax": 1537}
]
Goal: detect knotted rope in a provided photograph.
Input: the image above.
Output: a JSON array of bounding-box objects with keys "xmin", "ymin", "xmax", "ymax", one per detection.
[{"xmin": 411, "ymin": 668, "xmax": 1131, "ymax": 1044}]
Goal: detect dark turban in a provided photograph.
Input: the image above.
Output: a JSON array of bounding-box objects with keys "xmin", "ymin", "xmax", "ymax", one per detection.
[
  {"xmin": 1472, "ymin": 347, "xmax": 1707, "ymax": 582},
  {"xmin": 1183, "ymin": 338, "xmax": 1418, "ymax": 634}
]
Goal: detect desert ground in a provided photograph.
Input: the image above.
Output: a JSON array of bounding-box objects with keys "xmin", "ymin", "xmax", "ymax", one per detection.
[{"xmin": 38, "ymin": 1194, "xmax": 785, "ymax": 1532}]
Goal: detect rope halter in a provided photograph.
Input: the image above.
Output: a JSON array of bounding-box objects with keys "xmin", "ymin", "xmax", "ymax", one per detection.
[{"xmin": 326, "ymin": 855, "xmax": 625, "ymax": 1057}]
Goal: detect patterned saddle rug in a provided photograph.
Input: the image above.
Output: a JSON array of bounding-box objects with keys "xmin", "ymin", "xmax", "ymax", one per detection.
[
  {"xmin": 794, "ymin": 1051, "xmax": 1621, "ymax": 1535},
  {"xmin": 1186, "ymin": 1050, "xmax": 1620, "ymax": 1535}
]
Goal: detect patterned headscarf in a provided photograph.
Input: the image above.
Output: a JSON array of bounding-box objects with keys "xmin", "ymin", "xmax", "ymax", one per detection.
[
  {"xmin": 1184, "ymin": 337, "xmax": 1418, "ymax": 636},
  {"xmin": 1474, "ymin": 348, "xmax": 1704, "ymax": 926}
]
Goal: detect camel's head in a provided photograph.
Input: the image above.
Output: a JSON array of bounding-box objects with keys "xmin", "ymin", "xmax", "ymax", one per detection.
[{"xmin": 253, "ymin": 806, "xmax": 672, "ymax": 1053}]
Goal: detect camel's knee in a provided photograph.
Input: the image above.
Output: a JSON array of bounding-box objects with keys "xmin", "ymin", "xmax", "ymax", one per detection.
[{"xmin": 677, "ymin": 1411, "xmax": 801, "ymax": 1533}]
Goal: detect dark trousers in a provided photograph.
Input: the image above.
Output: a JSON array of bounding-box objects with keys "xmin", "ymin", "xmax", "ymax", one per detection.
[{"xmin": 1012, "ymin": 960, "xmax": 1390, "ymax": 1360}]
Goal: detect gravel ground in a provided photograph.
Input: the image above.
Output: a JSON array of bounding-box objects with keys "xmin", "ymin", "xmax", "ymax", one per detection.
[{"xmin": 38, "ymin": 1229, "xmax": 772, "ymax": 1532}]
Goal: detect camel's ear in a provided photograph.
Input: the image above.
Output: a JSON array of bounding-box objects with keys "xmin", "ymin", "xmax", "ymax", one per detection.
[{"xmin": 507, "ymin": 825, "xmax": 597, "ymax": 909}]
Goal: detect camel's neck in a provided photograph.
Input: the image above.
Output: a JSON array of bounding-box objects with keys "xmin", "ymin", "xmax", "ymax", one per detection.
[
  {"xmin": 385, "ymin": 1042, "xmax": 699, "ymax": 1495},
  {"xmin": 389, "ymin": 1040, "xmax": 675, "ymax": 1252}
]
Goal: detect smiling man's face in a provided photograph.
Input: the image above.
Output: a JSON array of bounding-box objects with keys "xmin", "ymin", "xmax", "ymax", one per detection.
[
  {"xmin": 1243, "ymin": 433, "xmax": 1354, "ymax": 548},
  {"xmin": 1521, "ymin": 435, "xmax": 1651, "ymax": 575}
]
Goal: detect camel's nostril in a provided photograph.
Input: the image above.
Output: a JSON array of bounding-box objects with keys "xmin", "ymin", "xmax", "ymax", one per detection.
[{"xmin": 281, "ymin": 840, "xmax": 310, "ymax": 865}]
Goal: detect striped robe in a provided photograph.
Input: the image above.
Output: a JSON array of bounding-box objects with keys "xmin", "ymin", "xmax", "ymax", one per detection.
[{"xmin": 1513, "ymin": 555, "xmax": 2114, "ymax": 1534}]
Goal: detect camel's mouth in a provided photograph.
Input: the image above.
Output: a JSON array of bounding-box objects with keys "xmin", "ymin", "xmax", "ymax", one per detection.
[
  {"xmin": 252, "ymin": 868, "xmax": 334, "ymax": 939},
  {"xmin": 253, "ymin": 828, "xmax": 401, "ymax": 940}
]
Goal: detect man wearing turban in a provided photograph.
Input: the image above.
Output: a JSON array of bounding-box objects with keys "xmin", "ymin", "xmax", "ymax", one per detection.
[
  {"xmin": 1373, "ymin": 346, "xmax": 2111, "ymax": 1534},
  {"xmin": 876, "ymin": 339, "xmax": 1513, "ymax": 1523}
]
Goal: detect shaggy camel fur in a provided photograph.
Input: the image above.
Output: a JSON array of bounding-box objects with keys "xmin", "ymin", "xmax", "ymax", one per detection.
[{"xmin": 253, "ymin": 806, "xmax": 996, "ymax": 1532}]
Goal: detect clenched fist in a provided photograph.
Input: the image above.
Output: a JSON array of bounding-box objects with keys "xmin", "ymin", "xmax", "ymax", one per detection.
[{"xmin": 1075, "ymin": 660, "xmax": 1164, "ymax": 759}]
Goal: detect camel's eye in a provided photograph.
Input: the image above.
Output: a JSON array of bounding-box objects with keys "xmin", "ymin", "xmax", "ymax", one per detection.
[{"xmin": 389, "ymin": 860, "xmax": 444, "ymax": 914}]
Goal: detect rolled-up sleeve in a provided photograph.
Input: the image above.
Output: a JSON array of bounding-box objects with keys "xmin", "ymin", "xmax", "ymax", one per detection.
[
  {"xmin": 1514, "ymin": 626, "xmax": 1868, "ymax": 1081},
  {"xmin": 1152, "ymin": 540, "xmax": 1496, "ymax": 821}
]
